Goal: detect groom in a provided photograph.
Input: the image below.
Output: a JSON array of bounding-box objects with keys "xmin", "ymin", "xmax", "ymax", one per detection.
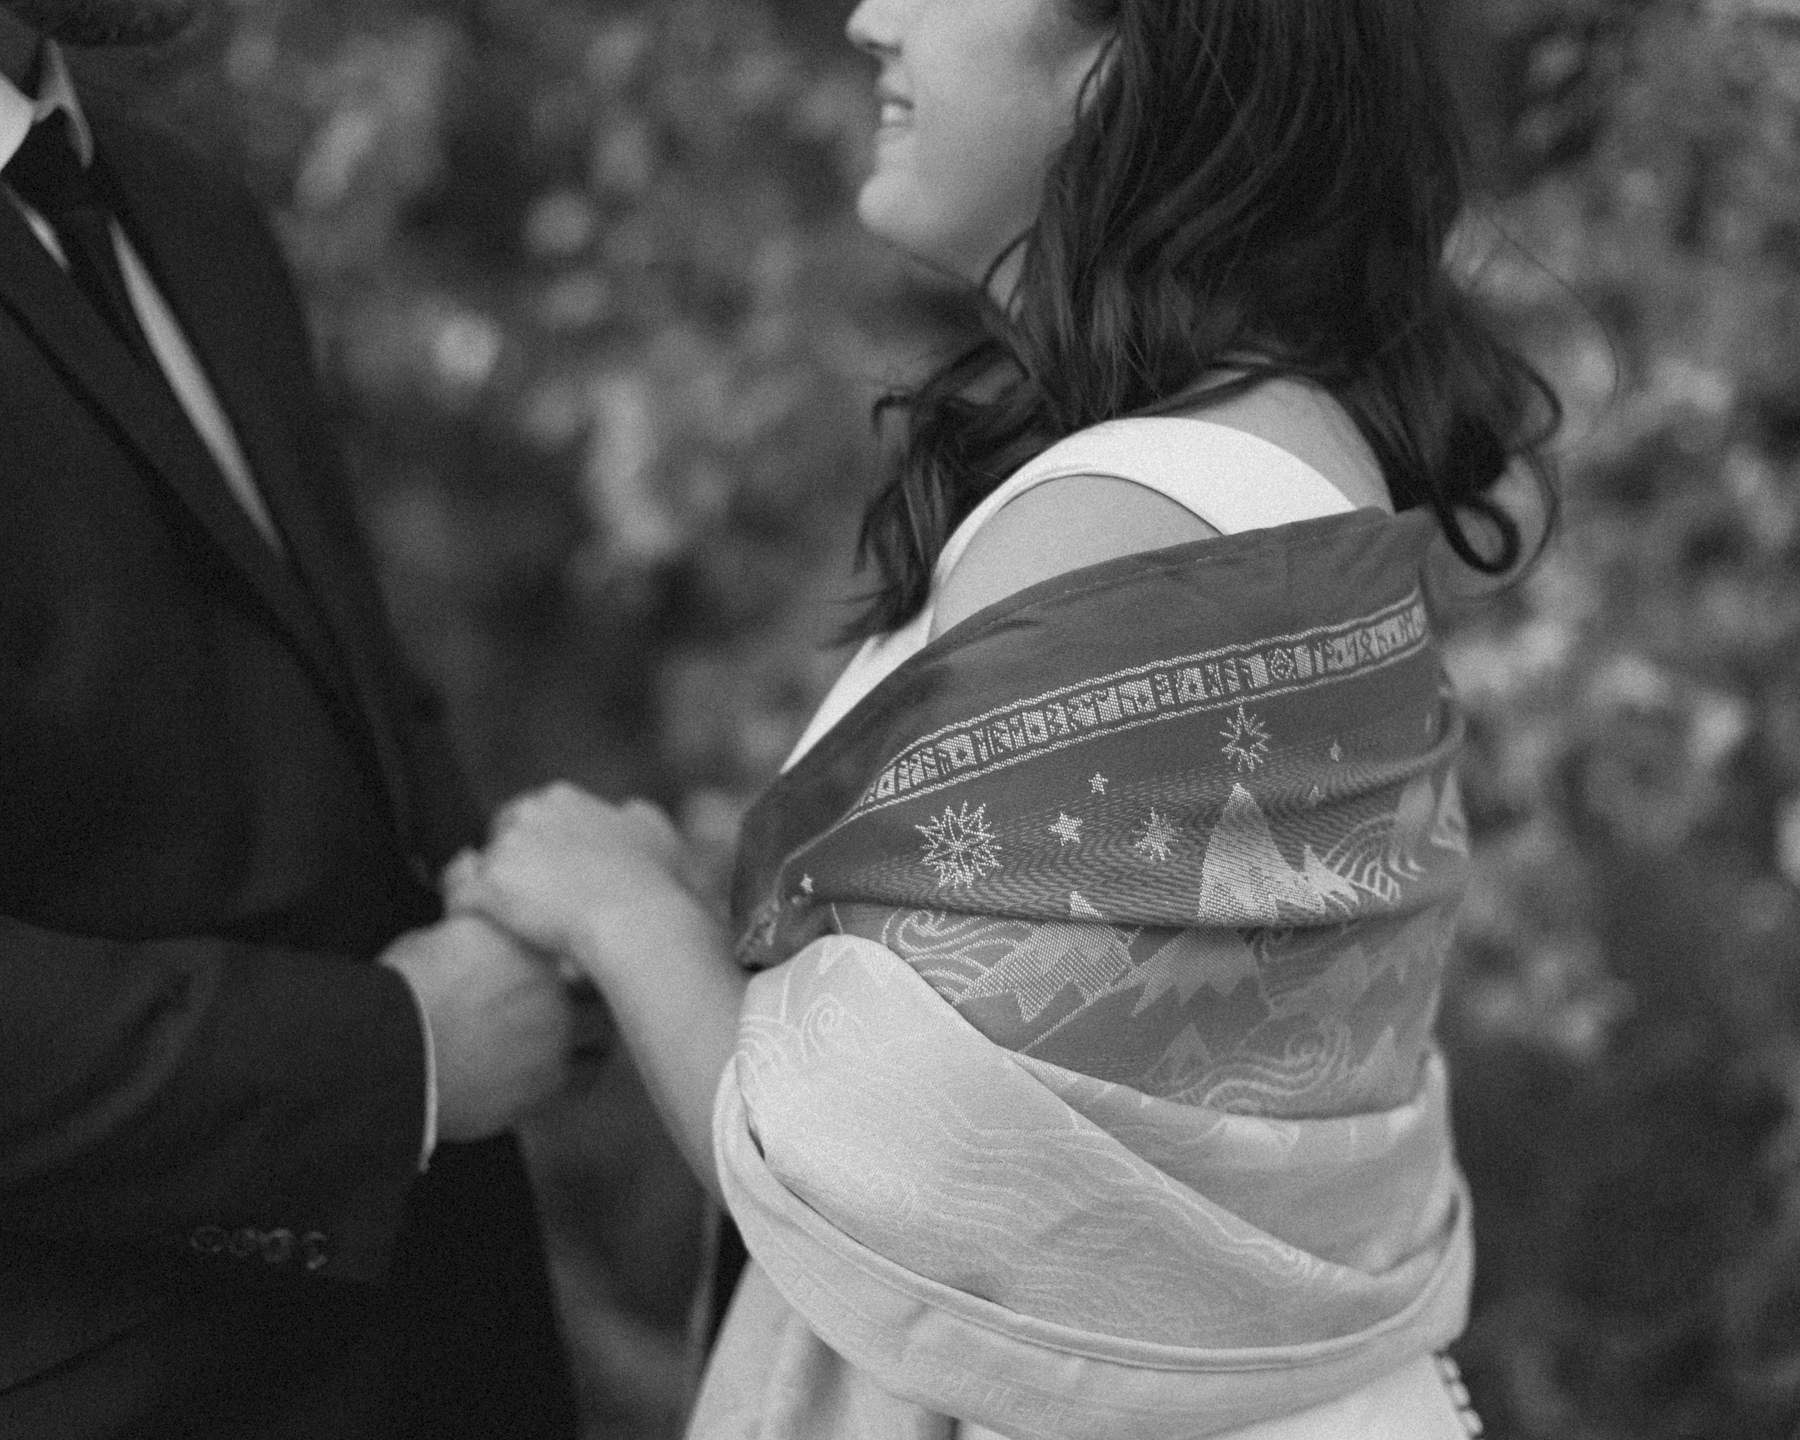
[{"xmin": 0, "ymin": 2, "xmax": 580, "ymax": 1437}]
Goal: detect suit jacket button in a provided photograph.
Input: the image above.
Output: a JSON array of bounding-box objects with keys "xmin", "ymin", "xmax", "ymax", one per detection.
[
  {"xmin": 300, "ymin": 1231, "xmax": 328, "ymax": 1273},
  {"xmin": 190, "ymin": 1225, "xmax": 227, "ymax": 1255},
  {"xmin": 228, "ymin": 1227, "xmax": 260, "ymax": 1259},
  {"xmin": 261, "ymin": 1228, "xmax": 295, "ymax": 1264}
]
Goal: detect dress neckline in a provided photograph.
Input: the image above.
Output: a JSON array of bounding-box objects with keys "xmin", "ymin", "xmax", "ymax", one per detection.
[
  {"xmin": 933, "ymin": 416, "xmax": 1356, "ymax": 583},
  {"xmin": 782, "ymin": 418, "xmax": 1363, "ymax": 772}
]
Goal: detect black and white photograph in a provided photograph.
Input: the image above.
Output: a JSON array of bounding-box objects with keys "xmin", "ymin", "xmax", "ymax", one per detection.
[{"xmin": 1, "ymin": 0, "xmax": 1796, "ymax": 1437}]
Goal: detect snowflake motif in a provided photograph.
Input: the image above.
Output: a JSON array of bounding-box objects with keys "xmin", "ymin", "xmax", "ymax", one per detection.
[
  {"xmin": 1049, "ymin": 812, "xmax": 1084, "ymax": 846},
  {"xmin": 1329, "ymin": 740, "xmax": 1343, "ymax": 763},
  {"xmin": 1133, "ymin": 807, "xmax": 1179, "ymax": 862},
  {"xmin": 1220, "ymin": 705, "xmax": 1272, "ymax": 772},
  {"xmin": 916, "ymin": 802, "xmax": 1003, "ymax": 889},
  {"xmin": 800, "ymin": 874, "xmax": 814, "ymax": 895},
  {"xmin": 1089, "ymin": 772, "xmax": 1109, "ymax": 794}
]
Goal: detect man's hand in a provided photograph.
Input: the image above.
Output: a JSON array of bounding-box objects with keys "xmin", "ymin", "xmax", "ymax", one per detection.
[
  {"xmin": 380, "ymin": 915, "xmax": 573, "ymax": 1144},
  {"xmin": 443, "ymin": 785, "xmax": 716, "ymax": 990}
]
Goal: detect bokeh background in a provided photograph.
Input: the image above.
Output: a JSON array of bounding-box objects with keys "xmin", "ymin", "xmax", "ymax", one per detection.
[{"xmin": 66, "ymin": 0, "xmax": 1800, "ymax": 1433}]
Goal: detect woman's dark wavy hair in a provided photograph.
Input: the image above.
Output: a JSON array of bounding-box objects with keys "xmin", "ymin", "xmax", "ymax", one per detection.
[{"xmin": 849, "ymin": 0, "xmax": 1559, "ymax": 638}]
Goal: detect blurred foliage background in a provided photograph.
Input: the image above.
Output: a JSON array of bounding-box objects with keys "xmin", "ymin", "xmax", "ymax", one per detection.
[{"xmin": 66, "ymin": 0, "xmax": 1800, "ymax": 1433}]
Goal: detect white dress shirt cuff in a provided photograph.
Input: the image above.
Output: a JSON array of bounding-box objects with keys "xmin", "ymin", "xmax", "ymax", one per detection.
[{"xmin": 400, "ymin": 976, "xmax": 439, "ymax": 1171}]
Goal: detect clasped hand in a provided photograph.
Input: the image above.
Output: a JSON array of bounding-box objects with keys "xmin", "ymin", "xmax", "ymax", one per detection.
[
  {"xmin": 381, "ymin": 784, "xmax": 710, "ymax": 1145},
  {"xmin": 444, "ymin": 783, "xmax": 711, "ymax": 985}
]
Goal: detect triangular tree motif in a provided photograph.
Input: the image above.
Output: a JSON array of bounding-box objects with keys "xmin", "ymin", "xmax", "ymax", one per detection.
[
  {"xmin": 1144, "ymin": 1023, "xmax": 1216, "ymax": 1097},
  {"xmin": 1068, "ymin": 890, "xmax": 1105, "ymax": 920},
  {"xmin": 955, "ymin": 923, "xmax": 1134, "ymax": 1024},
  {"xmin": 1355, "ymin": 1025, "xmax": 1408, "ymax": 1102},
  {"xmin": 1299, "ymin": 845, "xmax": 1363, "ymax": 912},
  {"xmin": 1384, "ymin": 773, "xmax": 1439, "ymax": 879},
  {"xmin": 1127, "ymin": 928, "xmax": 1260, "ymax": 1016},
  {"xmin": 1363, "ymin": 905, "xmax": 1457, "ymax": 991},
  {"xmin": 1196, "ymin": 784, "xmax": 1343, "ymax": 925},
  {"xmin": 1314, "ymin": 772, "xmax": 1464, "ymax": 908},
  {"xmin": 1264, "ymin": 941, "xmax": 1374, "ymax": 1026}
]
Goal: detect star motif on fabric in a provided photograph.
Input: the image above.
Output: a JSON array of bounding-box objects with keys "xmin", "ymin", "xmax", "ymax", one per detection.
[
  {"xmin": 1133, "ymin": 807, "xmax": 1179, "ymax": 862},
  {"xmin": 916, "ymin": 802, "xmax": 1002, "ymax": 889},
  {"xmin": 1049, "ymin": 812, "xmax": 1084, "ymax": 846},
  {"xmin": 1089, "ymin": 772, "xmax": 1109, "ymax": 794},
  {"xmin": 1220, "ymin": 705, "xmax": 1272, "ymax": 772},
  {"xmin": 800, "ymin": 874, "xmax": 814, "ymax": 895},
  {"xmin": 1330, "ymin": 740, "xmax": 1343, "ymax": 763}
]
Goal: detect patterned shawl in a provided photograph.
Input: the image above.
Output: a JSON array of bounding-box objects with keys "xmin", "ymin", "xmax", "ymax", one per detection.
[{"xmin": 692, "ymin": 508, "xmax": 1475, "ymax": 1440}]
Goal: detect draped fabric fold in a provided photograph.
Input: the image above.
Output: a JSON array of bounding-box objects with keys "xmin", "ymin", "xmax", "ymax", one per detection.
[{"xmin": 694, "ymin": 509, "xmax": 1476, "ymax": 1439}]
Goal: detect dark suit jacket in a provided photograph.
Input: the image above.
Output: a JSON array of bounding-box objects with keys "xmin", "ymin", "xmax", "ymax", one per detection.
[{"xmin": 0, "ymin": 111, "xmax": 577, "ymax": 1439}]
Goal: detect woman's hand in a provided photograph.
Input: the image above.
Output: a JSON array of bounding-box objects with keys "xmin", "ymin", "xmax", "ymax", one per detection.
[
  {"xmin": 444, "ymin": 783, "xmax": 716, "ymax": 986},
  {"xmin": 444, "ymin": 783, "xmax": 744, "ymax": 1200}
]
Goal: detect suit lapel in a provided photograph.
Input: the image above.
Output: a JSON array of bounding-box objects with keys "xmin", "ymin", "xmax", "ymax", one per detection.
[
  {"xmin": 0, "ymin": 192, "xmax": 348, "ymax": 673},
  {"xmin": 98, "ymin": 124, "xmax": 423, "ymax": 843},
  {"xmin": 0, "ymin": 125, "xmax": 417, "ymax": 841}
]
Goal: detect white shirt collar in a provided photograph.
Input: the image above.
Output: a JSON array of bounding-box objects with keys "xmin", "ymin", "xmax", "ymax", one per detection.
[{"xmin": 0, "ymin": 41, "xmax": 96, "ymax": 173}]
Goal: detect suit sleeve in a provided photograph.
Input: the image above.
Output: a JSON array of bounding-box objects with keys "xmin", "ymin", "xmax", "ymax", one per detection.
[{"xmin": 0, "ymin": 916, "xmax": 428, "ymax": 1284}]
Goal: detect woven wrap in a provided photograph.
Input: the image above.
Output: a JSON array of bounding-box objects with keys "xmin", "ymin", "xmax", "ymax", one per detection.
[{"xmin": 694, "ymin": 509, "xmax": 1474, "ymax": 1439}]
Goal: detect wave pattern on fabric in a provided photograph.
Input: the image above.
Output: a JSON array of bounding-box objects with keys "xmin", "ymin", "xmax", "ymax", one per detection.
[{"xmin": 695, "ymin": 937, "xmax": 1472, "ymax": 1440}]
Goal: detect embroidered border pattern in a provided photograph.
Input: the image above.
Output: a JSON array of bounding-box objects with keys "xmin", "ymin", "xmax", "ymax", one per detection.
[{"xmin": 847, "ymin": 590, "xmax": 1430, "ymax": 820}]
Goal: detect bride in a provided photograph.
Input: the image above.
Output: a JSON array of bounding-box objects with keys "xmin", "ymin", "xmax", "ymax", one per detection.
[{"xmin": 447, "ymin": 0, "xmax": 1554, "ymax": 1434}]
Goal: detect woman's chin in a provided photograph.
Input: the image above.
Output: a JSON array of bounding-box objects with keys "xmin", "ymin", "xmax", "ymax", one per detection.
[
  {"xmin": 855, "ymin": 182, "xmax": 962, "ymax": 278},
  {"xmin": 854, "ymin": 172, "xmax": 912, "ymax": 245}
]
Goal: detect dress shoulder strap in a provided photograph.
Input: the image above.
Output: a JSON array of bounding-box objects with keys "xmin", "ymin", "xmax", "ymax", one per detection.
[{"xmin": 935, "ymin": 417, "xmax": 1358, "ymax": 581}]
